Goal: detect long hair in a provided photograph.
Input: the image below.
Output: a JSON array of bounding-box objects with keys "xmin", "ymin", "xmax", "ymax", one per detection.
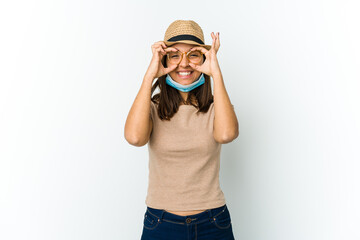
[{"xmin": 151, "ymin": 54, "xmax": 214, "ymax": 121}]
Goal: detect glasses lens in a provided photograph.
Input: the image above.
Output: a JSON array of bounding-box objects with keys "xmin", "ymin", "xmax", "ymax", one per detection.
[
  {"xmin": 188, "ymin": 50, "xmax": 202, "ymax": 64},
  {"xmin": 168, "ymin": 51, "xmax": 181, "ymax": 64}
]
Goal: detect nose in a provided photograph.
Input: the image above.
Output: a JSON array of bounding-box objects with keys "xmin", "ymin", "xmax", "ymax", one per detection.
[{"xmin": 179, "ymin": 53, "xmax": 190, "ymax": 67}]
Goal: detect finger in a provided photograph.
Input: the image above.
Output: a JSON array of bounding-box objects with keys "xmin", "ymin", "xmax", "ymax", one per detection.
[
  {"xmin": 211, "ymin": 32, "xmax": 216, "ymax": 43},
  {"xmin": 189, "ymin": 46, "xmax": 208, "ymax": 54},
  {"xmin": 214, "ymin": 32, "xmax": 220, "ymax": 50},
  {"xmin": 154, "ymin": 40, "xmax": 166, "ymax": 45},
  {"xmin": 156, "ymin": 46, "xmax": 166, "ymax": 55},
  {"xmin": 153, "ymin": 41, "xmax": 167, "ymax": 49},
  {"xmin": 164, "ymin": 47, "xmax": 178, "ymax": 52},
  {"xmin": 189, "ymin": 62, "xmax": 201, "ymax": 72},
  {"xmin": 156, "ymin": 47, "xmax": 165, "ymax": 54},
  {"xmin": 211, "ymin": 32, "xmax": 216, "ymax": 48},
  {"xmin": 164, "ymin": 64, "xmax": 178, "ymax": 74},
  {"xmin": 156, "ymin": 45, "xmax": 165, "ymax": 52},
  {"xmin": 152, "ymin": 41, "xmax": 164, "ymax": 47},
  {"xmin": 152, "ymin": 45, "xmax": 165, "ymax": 53},
  {"xmin": 161, "ymin": 42, "xmax": 167, "ymax": 49},
  {"xmin": 159, "ymin": 41, "xmax": 167, "ymax": 47}
]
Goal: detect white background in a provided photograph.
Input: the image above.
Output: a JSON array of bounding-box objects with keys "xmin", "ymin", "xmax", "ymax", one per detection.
[{"xmin": 1, "ymin": 0, "xmax": 359, "ymax": 239}]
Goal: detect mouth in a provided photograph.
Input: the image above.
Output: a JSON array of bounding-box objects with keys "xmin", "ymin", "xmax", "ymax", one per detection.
[{"xmin": 176, "ymin": 71, "xmax": 194, "ymax": 79}]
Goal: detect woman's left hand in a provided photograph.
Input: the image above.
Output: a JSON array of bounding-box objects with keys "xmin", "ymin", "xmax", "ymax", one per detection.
[{"xmin": 189, "ymin": 32, "xmax": 221, "ymax": 77}]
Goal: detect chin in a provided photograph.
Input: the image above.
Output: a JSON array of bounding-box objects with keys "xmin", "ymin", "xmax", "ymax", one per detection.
[{"xmin": 177, "ymin": 78, "xmax": 196, "ymax": 84}]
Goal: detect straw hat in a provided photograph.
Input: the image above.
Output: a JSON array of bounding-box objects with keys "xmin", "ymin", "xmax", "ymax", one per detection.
[{"xmin": 164, "ymin": 20, "xmax": 212, "ymax": 50}]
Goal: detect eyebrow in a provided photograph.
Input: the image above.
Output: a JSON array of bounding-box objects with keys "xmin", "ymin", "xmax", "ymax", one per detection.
[{"xmin": 173, "ymin": 47, "xmax": 193, "ymax": 51}]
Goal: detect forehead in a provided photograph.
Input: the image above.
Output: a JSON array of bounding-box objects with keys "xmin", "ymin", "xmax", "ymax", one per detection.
[{"xmin": 170, "ymin": 43, "xmax": 197, "ymax": 51}]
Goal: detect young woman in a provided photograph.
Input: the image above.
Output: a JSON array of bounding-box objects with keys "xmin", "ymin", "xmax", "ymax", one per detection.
[{"xmin": 125, "ymin": 20, "xmax": 238, "ymax": 240}]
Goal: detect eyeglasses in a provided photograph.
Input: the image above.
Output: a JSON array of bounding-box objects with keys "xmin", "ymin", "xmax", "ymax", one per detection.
[{"xmin": 166, "ymin": 50, "xmax": 204, "ymax": 65}]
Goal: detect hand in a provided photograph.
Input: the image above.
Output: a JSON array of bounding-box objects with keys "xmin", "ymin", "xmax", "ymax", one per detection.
[
  {"xmin": 188, "ymin": 32, "xmax": 221, "ymax": 77},
  {"xmin": 144, "ymin": 41, "xmax": 178, "ymax": 80}
]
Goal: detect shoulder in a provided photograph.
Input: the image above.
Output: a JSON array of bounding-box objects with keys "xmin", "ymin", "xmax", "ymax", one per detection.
[{"xmin": 150, "ymin": 100, "xmax": 159, "ymax": 120}]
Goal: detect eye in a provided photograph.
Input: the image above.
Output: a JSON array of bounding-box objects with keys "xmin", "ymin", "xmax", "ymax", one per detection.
[
  {"xmin": 189, "ymin": 51, "xmax": 201, "ymax": 57},
  {"xmin": 168, "ymin": 52, "xmax": 180, "ymax": 58}
]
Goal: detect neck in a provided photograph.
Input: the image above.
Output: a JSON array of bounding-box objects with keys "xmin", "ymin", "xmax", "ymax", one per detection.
[
  {"xmin": 180, "ymin": 92, "xmax": 189, "ymax": 102},
  {"xmin": 179, "ymin": 92, "xmax": 197, "ymax": 105}
]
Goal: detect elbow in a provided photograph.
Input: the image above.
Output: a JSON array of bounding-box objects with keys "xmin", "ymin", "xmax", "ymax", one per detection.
[
  {"xmin": 124, "ymin": 132, "xmax": 149, "ymax": 147},
  {"xmin": 218, "ymin": 129, "xmax": 239, "ymax": 144}
]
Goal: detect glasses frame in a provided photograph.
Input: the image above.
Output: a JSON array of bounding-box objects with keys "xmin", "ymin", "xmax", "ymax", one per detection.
[{"xmin": 166, "ymin": 50, "xmax": 204, "ymax": 65}]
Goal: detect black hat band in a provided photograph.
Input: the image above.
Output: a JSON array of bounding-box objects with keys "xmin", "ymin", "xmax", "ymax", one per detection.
[{"xmin": 167, "ymin": 34, "xmax": 204, "ymax": 45}]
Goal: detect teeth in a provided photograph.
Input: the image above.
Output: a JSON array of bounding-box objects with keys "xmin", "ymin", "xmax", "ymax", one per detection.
[{"xmin": 178, "ymin": 72, "xmax": 191, "ymax": 76}]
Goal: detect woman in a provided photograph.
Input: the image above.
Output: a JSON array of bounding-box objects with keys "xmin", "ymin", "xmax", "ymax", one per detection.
[{"xmin": 125, "ymin": 20, "xmax": 238, "ymax": 240}]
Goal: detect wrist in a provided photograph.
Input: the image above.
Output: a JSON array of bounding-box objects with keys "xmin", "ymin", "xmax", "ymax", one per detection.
[
  {"xmin": 211, "ymin": 69, "xmax": 222, "ymax": 79},
  {"xmin": 143, "ymin": 74, "xmax": 155, "ymax": 83}
]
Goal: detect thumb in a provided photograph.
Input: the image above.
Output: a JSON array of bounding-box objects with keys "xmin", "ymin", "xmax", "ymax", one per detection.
[
  {"xmin": 165, "ymin": 64, "xmax": 177, "ymax": 74},
  {"xmin": 189, "ymin": 63, "xmax": 200, "ymax": 71}
]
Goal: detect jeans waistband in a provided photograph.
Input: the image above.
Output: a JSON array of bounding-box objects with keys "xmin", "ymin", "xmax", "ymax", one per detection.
[{"xmin": 146, "ymin": 204, "xmax": 227, "ymax": 225}]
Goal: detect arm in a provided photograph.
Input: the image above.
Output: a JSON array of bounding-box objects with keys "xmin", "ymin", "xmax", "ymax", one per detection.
[
  {"xmin": 124, "ymin": 41, "xmax": 178, "ymax": 147},
  {"xmin": 188, "ymin": 32, "xmax": 239, "ymax": 144},
  {"xmin": 212, "ymin": 70, "xmax": 239, "ymax": 143},
  {"xmin": 124, "ymin": 76, "xmax": 153, "ymax": 147}
]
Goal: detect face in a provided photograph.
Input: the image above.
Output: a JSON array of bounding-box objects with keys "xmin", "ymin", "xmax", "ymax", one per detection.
[{"xmin": 166, "ymin": 43, "xmax": 204, "ymax": 85}]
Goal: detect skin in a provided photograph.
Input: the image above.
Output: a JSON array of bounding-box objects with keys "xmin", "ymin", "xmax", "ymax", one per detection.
[
  {"xmin": 125, "ymin": 32, "xmax": 239, "ymax": 217},
  {"xmin": 165, "ymin": 43, "xmax": 204, "ymax": 104}
]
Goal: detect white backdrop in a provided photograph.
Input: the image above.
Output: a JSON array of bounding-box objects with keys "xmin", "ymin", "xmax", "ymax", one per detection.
[{"xmin": 1, "ymin": 0, "xmax": 359, "ymax": 239}]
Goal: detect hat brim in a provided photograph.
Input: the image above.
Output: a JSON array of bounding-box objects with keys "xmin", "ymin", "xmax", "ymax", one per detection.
[{"xmin": 164, "ymin": 40, "xmax": 211, "ymax": 50}]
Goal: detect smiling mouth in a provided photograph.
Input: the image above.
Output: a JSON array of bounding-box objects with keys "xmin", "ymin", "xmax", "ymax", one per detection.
[{"xmin": 177, "ymin": 71, "xmax": 194, "ymax": 77}]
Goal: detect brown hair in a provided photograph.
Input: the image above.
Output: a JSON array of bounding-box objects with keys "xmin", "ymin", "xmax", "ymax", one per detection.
[{"xmin": 151, "ymin": 54, "xmax": 214, "ymax": 121}]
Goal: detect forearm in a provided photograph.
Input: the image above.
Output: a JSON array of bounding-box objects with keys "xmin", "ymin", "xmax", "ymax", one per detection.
[
  {"xmin": 124, "ymin": 75, "xmax": 154, "ymax": 146},
  {"xmin": 212, "ymin": 70, "xmax": 239, "ymax": 143}
]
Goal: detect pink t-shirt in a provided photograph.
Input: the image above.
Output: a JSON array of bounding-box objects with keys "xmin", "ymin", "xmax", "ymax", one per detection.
[{"xmin": 145, "ymin": 100, "xmax": 226, "ymax": 211}]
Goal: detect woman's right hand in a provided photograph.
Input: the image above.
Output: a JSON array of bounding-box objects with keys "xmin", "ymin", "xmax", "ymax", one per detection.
[{"xmin": 144, "ymin": 41, "xmax": 178, "ymax": 80}]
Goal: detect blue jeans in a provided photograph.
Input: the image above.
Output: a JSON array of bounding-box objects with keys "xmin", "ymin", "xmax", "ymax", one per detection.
[{"xmin": 141, "ymin": 204, "xmax": 235, "ymax": 240}]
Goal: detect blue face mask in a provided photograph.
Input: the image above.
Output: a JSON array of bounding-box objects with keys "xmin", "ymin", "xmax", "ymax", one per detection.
[{"xmin": 166, "ymin": 73, "xmax": 205, "ymax": 92}]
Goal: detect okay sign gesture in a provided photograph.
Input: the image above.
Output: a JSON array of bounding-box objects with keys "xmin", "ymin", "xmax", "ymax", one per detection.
[{"xmin": 189, "ymin": 32, "xmax": 221, "ymax": 77}]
